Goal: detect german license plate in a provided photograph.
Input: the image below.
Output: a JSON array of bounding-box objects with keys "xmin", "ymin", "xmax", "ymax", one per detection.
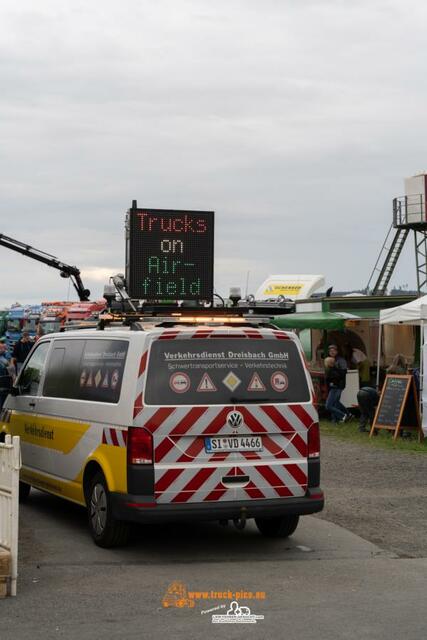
[{"xmin": 205, "ymin": 436, "xmax": 263, "ymax": 453}]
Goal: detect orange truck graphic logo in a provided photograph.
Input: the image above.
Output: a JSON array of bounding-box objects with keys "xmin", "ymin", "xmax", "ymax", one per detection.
[{"xmin": 162, "ymin": 582, "xmax": 195, "ymax": 609}]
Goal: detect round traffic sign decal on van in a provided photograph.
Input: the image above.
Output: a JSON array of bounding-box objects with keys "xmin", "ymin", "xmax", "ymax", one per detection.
[
  {"xmin": 169, "ymin": 372, "xmax": 191, "ymax": 394},
  {"xmin": 271, "ymin": 371, "xmax": 288, "ymax": 392}
]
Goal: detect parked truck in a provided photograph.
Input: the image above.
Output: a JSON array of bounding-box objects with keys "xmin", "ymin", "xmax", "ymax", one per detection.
[
  {"xmin": 39, "ymin": 301, "xmax": 74, "ymax": 335},
  {"xmin": 5, "ymin": 305, "xmax": 42, "ymax": 350},
  {"xmin": 0, "ymin": 309, "xmax": 8, "ymax": 342},
  {"xmin": 66, "ymin": 300, "xmax": 106, "ymax": 323}
]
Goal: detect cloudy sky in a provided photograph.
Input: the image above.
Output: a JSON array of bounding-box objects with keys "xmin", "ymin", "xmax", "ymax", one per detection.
[{"xmin": 1, "ymin": 0, "xmax": 426, "ymax": 307}]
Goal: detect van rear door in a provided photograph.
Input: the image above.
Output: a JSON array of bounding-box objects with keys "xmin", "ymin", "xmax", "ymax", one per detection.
[{"xmin": 138, "ymin": 331, "xmax": 317, "ymax": 505}]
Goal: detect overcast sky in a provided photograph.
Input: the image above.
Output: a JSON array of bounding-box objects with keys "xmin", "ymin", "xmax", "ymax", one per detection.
[{"xmin": 1, "ymin": 0, "xmax": 427, "ymax": 307}]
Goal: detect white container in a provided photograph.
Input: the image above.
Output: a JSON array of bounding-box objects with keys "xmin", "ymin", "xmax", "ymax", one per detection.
[{"xmin": 404, "ymin": 174, "xmax": 427, "ymax": 224}]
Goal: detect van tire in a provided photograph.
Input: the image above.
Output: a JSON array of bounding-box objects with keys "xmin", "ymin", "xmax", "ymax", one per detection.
[
  {"xmin": 87, "ymin": 472, "xmax": 130, "ymax": 548},
  {"xmin": 19, "ymin": 482, "xmax": 31, "ymax": 502},
  {"xmin": 255, "ymin": 514, "xmax": 300, "ymax": 538}
]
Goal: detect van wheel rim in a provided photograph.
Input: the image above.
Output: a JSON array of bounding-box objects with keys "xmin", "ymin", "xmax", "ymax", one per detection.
[{"xmin": 90, "ymin": 483, "xmax": 107, "ymax": 535}]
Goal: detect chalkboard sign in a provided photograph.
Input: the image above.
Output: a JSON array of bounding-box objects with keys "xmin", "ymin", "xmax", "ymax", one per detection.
[
  {"xmin": 126, "ymin": 205, "xmax": 214, "ymax": 302},
  {"xmin": 370, "ymin": 374, "xmax": 422, "ymax": 441}
]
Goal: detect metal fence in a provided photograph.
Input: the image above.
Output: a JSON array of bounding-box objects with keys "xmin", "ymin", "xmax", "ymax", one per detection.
[{"xmin": 0, "ymin": 435, "xmax": 21, "ymax": 596}]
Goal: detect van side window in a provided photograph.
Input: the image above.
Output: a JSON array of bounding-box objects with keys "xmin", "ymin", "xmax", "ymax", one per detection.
[
  {"xmin": 43, "ymin": 339, "xmax": 128, "ymax": 403},
  {"xmin": 43, "ymin": 341, "xmax": 84, "ymax": 399},
  {"xmin": 18, "ymin": 342, "xmax": 50, "ymax": 397}
]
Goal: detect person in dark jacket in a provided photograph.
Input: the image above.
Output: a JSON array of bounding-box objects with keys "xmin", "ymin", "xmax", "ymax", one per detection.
[
  {"xmin": 357, "ymin": 386, "xmax": 379, "ymax": 432},
  {"xmin": 324, "ymin": 346, "xmax": 352, "ymax": 423},
  {"xmin": 12, "ymin": 332, "xmax": 33, "ymax": 375},
  {"xmin": 0, "ymin": 343, "xmax": 13, "ymax": 410}
]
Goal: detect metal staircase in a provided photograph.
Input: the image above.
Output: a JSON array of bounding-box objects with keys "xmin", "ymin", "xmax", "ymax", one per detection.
[
  {"xmin": 367, "ymin": 183, "xmax": 427, "ymax": 296},
  {"xmin": 366, "ymin": 225, "xmax": 409, "ymax": 295}
]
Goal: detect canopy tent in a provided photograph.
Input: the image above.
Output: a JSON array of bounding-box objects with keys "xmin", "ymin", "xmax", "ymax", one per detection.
[
  {"xmin": 379, "ymin": 295, "xmax": 427, "ymax": 325},
  {"xmin": 378, "ymin": 296, "xmax": 427, "ymax": 426},
  {"xmin": 272, "ymin": 311, "xmax": 362, "ymax": 331}
]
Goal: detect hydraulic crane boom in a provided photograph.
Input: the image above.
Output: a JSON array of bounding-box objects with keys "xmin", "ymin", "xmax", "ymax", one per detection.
[{"xmin": 0, "ymin": 233, "xmax": 90, "ymax": 301}]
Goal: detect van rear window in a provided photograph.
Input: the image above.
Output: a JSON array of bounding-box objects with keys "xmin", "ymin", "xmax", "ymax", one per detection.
[{"xmin": 144, "ymin": 338, "xmax": 310, "ymax": 405}]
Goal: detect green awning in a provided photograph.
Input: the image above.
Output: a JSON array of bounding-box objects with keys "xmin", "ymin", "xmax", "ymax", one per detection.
[
  {"xmin": 337, "ymin": 309, "xmax": 379, "ymax": 319},
  {"xmin": 272, "ymin": 311, "xmax": 361, "ymax": 331}
]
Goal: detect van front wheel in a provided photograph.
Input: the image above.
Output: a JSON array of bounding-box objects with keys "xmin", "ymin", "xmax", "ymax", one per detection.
[
  {"xmin": 255, "ymin": 514, "xmax": 299, "ymax": 538},
  {"xmin": 87, "ymin": 472, "xmax": 130, "ymax": 548}
]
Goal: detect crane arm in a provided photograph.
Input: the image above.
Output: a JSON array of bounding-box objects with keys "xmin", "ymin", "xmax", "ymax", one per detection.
[{"xmin": 0, "ymin": 233, "xmax": 91, "ymax": 301}]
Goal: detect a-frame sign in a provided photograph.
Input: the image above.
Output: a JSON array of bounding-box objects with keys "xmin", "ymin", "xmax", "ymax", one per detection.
[{"xmin": 370, "ymin": 374, "xmax": 424, "ymax": 441}]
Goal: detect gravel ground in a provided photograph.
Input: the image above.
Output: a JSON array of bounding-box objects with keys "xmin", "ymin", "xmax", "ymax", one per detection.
[{"xmin": 317, "ymin": 434, "xmax": 427, "ymax": 558}]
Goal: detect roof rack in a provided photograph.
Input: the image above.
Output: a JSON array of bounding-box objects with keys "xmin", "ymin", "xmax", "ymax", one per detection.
[
  {"xmin": 96, "ymin": 311, "xmax": 277, "ymax": 330},
  {"xmin": 59, "ymin": 297, "xmax": 295, "ymax": 332},
  {"xmin": 60, "ymin": 309, "xmax": 284, "ymax": 332},
  {"xmin": 60, "ymin": 321, "xmax": 99, "ymax": 332}
]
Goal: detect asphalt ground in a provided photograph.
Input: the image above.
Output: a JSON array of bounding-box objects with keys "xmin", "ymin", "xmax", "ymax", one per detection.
[{"xmin": 1, "ymin": 470, "xmax": 426, "ymax": 640}]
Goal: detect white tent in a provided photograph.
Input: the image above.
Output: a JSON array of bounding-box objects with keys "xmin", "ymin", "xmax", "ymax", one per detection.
[
  {"xmin": 379, "ymin": 295, "xmax": 427, "ymax": 326},
  {"xmin": 378, "ymin": 296, "xmax": 427, "ymax": 428}
]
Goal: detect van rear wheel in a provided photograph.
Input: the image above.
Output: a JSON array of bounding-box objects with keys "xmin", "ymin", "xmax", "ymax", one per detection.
[
  {"xmin": 255, "ymin": 514, "xmax": 299, "ymax": 538},
  {"xmin": 87, "ymin": 472, "xmax": 130, "ymax": 548}
]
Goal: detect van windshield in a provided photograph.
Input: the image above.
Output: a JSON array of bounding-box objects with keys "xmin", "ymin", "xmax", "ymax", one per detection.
[{"xmin": 144, "ymin": 338, "xmax": 310, "ymax": 405}]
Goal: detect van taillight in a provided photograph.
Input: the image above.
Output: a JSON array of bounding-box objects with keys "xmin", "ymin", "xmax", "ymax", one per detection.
[
  {"xmin": 308, "ymin": 423, "xmax": 320, "ymax": 458},
  {"xmin": 127, "ymin": 427, "xmax": 153, "ymax": 465}
]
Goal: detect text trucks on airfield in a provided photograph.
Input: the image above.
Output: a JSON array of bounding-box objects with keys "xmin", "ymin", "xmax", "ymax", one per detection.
[{"xmin": 125, "ymin": 204, "xmax": 214, "ymax": 302}]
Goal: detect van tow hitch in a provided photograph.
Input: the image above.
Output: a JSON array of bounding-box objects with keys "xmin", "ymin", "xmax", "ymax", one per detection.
[{"xmin": 233, "ymin": 507, "xmax": 247, "ymax": 530}]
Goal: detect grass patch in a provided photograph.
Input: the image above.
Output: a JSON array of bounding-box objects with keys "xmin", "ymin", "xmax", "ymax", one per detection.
[{"xmin": 320, "ymin": 419, "xmax": 427, "ymax": 454}]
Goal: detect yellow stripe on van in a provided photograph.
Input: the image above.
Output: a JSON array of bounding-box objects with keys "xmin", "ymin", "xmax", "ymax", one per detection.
[
  {"xmin": 20, "ymin": 443, "xmax": 128, "ymax": 505},
  {"xmin": 10, "ymin": 412, "xmax": 90, "ymax": 453},
  {"xmin": 21, "ymin": 468, "xmax": 86, "ymax": 505},
  {"xmin": 86, "ymin": 445, "xmax": 128, "ymax": 494}
]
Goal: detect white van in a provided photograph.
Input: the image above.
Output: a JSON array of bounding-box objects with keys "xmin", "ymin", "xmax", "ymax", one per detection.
[{"xmin": 1, "ymin": 318, "xmax": 324, "ymax": 547}]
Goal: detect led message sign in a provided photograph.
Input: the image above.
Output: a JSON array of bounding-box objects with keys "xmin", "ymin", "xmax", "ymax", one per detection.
[{"xmin": 126, "ymin": 206, "xmax": 214, "ymax": 301}]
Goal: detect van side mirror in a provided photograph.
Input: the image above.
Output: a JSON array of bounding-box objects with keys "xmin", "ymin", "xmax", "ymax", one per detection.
[{"xmin": 10, "ymin": 386, "xmax": 19, "ymax": 396}]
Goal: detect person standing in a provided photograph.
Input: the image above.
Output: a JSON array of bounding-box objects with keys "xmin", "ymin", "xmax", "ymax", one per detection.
[
  {"xmin": 357, "ymin": 386, "xmax": 379, "ymax": 432},
  {"xmin": 324, "ymin": 345, "xmax": 352, "ymax": 423},
  {"xmin": 387, "ymin": 354, "xmax": 407, "ymax": 375},
  {"xmin": 0, "ymin": 343, "xmax": 13, "ymax": 409},
  {"xmin": 352, "ymin": 347, "xmax": 371, "ymax": 387},
  {"xmin": 12, "ymin": 331, "xmax": 34, "ymax": 375},
  {"xmin": 34, "ymin": 319, "xmax": 44, "ymax": 341}
]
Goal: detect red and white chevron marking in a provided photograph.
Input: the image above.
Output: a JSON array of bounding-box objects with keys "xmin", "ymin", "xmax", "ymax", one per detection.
[
  {"xmin": 154, "ymin": 461, "xmax": 307, "ymax": 504},
  {"xmin": 102, "ymin": 427, "xmax": 127, "ymax": 448},
  {"xmin": 147, "ymin": 403, "xmax": 314, "ymax": 504},
  {"xmin": 133, "ymin": 349, "xmax": 148, "ymax": 419},
  {"xmin": 136, "ymin": 402, "xmax": 316, "ymax": 457}
]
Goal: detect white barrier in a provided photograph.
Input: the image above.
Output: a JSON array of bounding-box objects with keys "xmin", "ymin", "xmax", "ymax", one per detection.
[{"xmin": 0, "ymin": 435, "xmax": 21, "ymax": 596}]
